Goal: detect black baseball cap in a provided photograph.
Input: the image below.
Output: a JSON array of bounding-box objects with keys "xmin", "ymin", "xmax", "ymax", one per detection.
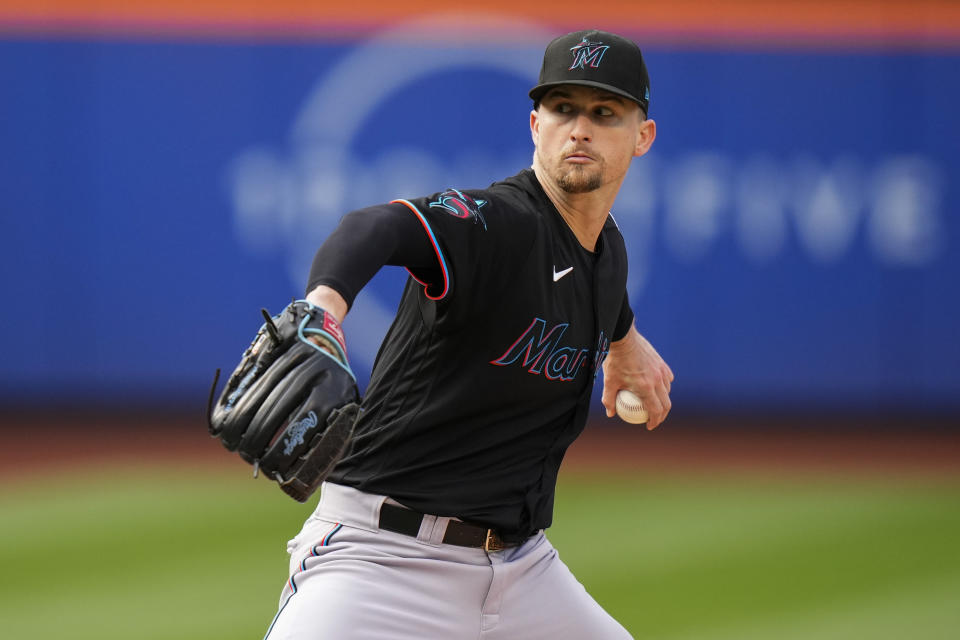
[{"xmin": 529, "ymin": 29, "xmax": 650, "ymax": 115}]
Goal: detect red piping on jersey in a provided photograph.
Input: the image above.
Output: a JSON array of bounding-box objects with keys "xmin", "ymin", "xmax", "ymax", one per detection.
[{"xmin": 391, "ymin": 198, "xmax": 450, "ymax": 301}]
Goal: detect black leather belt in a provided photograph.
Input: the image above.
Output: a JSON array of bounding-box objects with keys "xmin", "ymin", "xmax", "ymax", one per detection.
[{"xmin": 378, "ymin": 502, "xmax": 516, "ymax": 552}]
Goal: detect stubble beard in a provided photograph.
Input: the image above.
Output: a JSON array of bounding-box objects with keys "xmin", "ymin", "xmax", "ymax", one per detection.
[
  {"xmin": 556, "ymin": 165, "xmax": 603, "ymax": 194},
  {"xmin": 545, "ymin": 147, "xmax": 605, "ymax": 194}
]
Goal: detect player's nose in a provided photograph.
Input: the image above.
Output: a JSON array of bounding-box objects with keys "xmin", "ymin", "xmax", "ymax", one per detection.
[{"xmin": 569, "ymin": 113, "xmax": 593, "ymax": 142}]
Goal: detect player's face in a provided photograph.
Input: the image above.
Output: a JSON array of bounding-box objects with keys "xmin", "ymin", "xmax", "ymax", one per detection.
[{"xmin": 531, "ymin": 86, "xmax": 654, "ymax": 195}]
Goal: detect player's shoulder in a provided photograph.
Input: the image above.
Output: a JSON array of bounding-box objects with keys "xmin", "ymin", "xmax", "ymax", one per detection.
[
  {"xmin": 476, "ymin": 169, "xmax": 550, "ymax": 230},
  {"xmin": 603, "ymin": 212, "xmax": 627, "ymax": 245},
  {"xmin": 601, "ymin": 212, "xmax": 628, "ymax": 255},
  {"xmin": 482, "ymin": 169, "xmax": 544, "ymax": 210},
  {"xmin": 435, "ymin": 170, "xmax": 543, "ymax": 234},
  {"xmin": 393, "ymin": 170, "xmax": 546, "ymax": 252}
]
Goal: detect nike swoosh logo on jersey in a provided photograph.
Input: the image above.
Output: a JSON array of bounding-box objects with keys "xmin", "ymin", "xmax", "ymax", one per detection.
[{"xmin": 553, "ymin": 266, "xmax": 574, "ymax": 282}]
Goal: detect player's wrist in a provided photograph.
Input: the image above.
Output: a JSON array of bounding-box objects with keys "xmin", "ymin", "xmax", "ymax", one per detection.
[
  {"xmin": 305, "ymin": 285, "xmax": 348, "ymax": 323},
  {"xmin": 609, "ymin": 325, "xmax": 642, "ymax": 353},
  {"xmin": 294, "ymin": 301, "xmax": 351, "ymax": 369}
]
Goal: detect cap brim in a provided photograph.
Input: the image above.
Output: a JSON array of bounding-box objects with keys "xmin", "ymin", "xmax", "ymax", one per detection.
[{"xmin": 528, "ymin": 80, "xmax": 645, "ymax": 107}]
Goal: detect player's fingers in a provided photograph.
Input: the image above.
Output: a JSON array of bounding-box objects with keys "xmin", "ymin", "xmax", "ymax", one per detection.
[
  {"xmin": 646, "ymin": 403, "xmax": 664, "ymax": 430},
  {"xmin": 600, "ymin": 384, "xmax": 617, "ymax": 418},
  {"xmin": 603, "ymin": 401, "xmax": 616, "ymax": 418},
  {"xmin": 660, "ymin": 362, "xmax": 674, "ymax": 393},
  {"xmin": 651, "ymin": 388, "xmax": 672, "ymax": 430},
  {"xmin": 638, "ymin": 387, "xmax": 661, "ymax": 429},
  {"xmin": 646, "ymin": 382, "xmax": 671, "ymax": 431}
]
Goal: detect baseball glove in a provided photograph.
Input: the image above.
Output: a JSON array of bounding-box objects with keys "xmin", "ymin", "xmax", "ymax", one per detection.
[{"xmin": 207, "ymin": 300, "xmax": 360, "ymax": 502}]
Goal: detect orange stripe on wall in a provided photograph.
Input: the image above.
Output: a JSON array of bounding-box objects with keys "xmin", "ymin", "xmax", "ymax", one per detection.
[{"xmin": 1, "ymin": 0, "xmax": 959, "ymax": 48}]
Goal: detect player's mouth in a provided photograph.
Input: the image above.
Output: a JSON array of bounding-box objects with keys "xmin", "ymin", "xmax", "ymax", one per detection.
[{"xmin": 564, "ymin": 151, "xmax": 595, "ymax": 164}]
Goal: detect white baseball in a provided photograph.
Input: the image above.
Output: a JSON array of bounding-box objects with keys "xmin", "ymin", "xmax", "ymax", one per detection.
[{"xmin": 615, "ymin": 389, "xmax": 648, "ymax": 424}]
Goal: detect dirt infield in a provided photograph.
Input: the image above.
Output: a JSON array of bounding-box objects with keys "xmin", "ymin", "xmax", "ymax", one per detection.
[{"xmin": 1, "ymin": 410, "xmax": 957, "ymax": 482}]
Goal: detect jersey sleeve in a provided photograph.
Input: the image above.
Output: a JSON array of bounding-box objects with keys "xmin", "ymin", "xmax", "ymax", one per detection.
[
  {"xmin": 306, "ymin": 203, "xmax": 440, "ymax": 310},
  {"xmin": 612, "ymin": 289, "xmax": 635, "ymax": 342},
  {"xmin": 391, "ymin": 187, "xmax": 536, "ymax": 307}
]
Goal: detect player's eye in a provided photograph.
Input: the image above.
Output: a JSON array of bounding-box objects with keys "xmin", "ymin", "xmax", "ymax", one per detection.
[
  {"xmin": 556, "ymin": 102, "xmax": 573, "ymax": 114},
  {"xmin": 595, "ymin": 106, "xmax": 614, "ymax": 117}
]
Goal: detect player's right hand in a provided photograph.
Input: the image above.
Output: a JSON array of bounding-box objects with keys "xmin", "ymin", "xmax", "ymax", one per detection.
[{"xmin": 601, "ymin": 325, "xmax": 673, "ymax": 430}]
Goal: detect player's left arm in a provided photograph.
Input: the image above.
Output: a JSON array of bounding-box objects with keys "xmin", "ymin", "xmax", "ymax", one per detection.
[
  {"xmin": 601, "ymin": 323, "xmax": 674, "ymax": 430},
  {"xmin": 303, "ymin": 203, "xmax": 441, "ymax": 323}
]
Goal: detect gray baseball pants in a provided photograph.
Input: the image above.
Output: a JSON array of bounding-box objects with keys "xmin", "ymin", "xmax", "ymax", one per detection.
[{"xmin": 263, "ymin": 482, "xmax": 633, "ymax": 639}]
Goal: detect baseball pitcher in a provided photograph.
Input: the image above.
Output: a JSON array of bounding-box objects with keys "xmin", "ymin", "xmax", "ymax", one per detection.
[{"xmin": 209, "ymin": 29, "xmax": 674, "ymax": 639}]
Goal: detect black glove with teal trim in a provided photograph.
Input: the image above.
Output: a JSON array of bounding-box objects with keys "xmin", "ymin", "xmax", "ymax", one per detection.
[{"xmin": 208, "ymin": 301, "xmax": 360, "ymax": 502}]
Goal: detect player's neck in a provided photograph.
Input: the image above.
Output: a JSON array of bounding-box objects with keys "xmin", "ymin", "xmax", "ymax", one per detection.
[{"xmin": 533, "ymin": 166, "xmax": 617, "ymax": 252}]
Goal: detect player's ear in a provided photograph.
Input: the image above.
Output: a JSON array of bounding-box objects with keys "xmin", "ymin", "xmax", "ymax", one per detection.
[
  {"xmin": 530, "ymin": 109, "xmax": 540, "ymax": 145},
  {"xmin": 633, "ymin": 118, "xmax": 656, "ymax": 157}
]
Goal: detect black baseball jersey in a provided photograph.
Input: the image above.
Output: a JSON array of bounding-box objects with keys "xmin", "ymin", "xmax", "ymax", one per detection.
[{"xmin": 327, "ymin": 169, "xmax": 632, "ymax": 541}]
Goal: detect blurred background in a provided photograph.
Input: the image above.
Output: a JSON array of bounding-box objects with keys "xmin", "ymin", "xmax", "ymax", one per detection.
[{"xmin": 1, "ymin": 1, "xmax": 958, "ymax": 638}]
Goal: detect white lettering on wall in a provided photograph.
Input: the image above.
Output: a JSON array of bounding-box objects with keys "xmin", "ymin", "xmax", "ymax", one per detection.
[{"xmin": 223, "ymin": 15, "xmax": 947, "ymax": 370}]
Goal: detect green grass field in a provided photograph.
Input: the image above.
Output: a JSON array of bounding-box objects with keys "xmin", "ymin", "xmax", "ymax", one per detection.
[{"xmin": 1, "ymin": 464, "xmax": 958, "ymax": 639}]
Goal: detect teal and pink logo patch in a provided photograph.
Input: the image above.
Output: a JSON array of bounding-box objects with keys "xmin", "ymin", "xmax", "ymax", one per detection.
[
  {"xmin": 429, "ymin": 188, "xmax": 488, "ymax": 229},
  {"xmin": 569, "ymin": 37, "xmax": 609, "ymax": 70}
]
